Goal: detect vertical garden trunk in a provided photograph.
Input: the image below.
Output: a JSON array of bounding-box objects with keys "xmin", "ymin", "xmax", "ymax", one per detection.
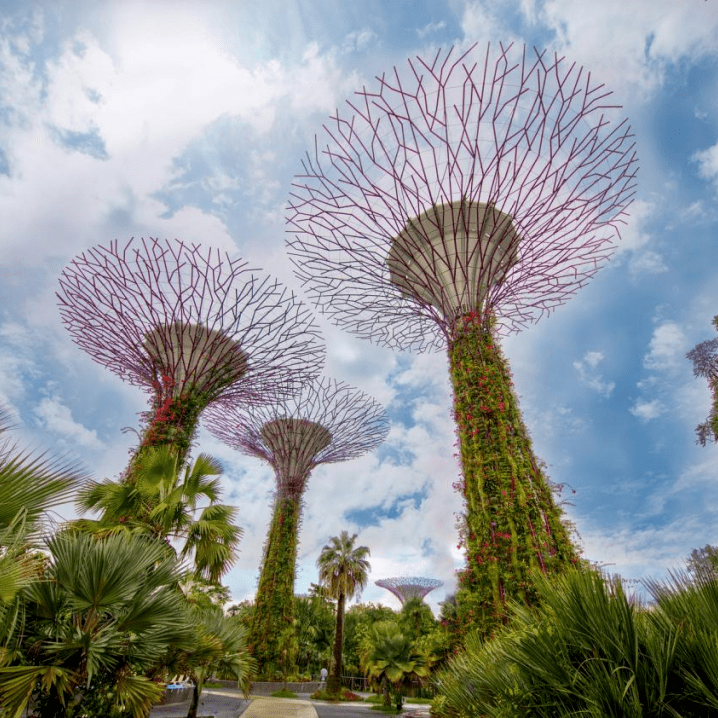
[
  {"xmin": 448, "ymin": 312, "xmax": 577, "ymax": 636},
  {"xmin": 250, "ymin": 492, "xmax": 302, "ymax": 677},
  {"xmin": 125, "ymin": 375, "xmax": 206, "ymax": 483},
  {"xmin": 328, "ymin": 591, "xmax": 346, "ymax": 694}
]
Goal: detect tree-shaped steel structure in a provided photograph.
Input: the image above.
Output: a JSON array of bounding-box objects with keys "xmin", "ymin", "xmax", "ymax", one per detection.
[
  {"xmin": 687, "ymin": 316, "xmax": 718, "ymax": 446},
  {"xmin": 287, "ymin": 43, "xmax": 638, "ymax": 635},
  {"xmin": 58, "ymin": 237, "xmax": 325, "ymax": 475},
  {"xmin": 376, "ymin": 576, "xmax": 443, "ymax": 605},
  {"xmin": 206, "ymin": 376, "xmax": 388, "ymax": 675}
]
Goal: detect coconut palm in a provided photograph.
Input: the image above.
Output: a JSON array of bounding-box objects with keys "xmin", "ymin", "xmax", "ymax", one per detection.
[
  {"xmin": 76, "ymin": 446, "xmax": 241, "ymax": 582},
  {"xmin": 316, "ymin": 531, "xmax": 370, "ymax": 693},
  {"xmin": 0, "ymin": 531, "xmax": 193, "ymax": 718}
]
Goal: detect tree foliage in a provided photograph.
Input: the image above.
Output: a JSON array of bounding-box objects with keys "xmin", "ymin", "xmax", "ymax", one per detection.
[{"xmin": 317, "ymin": 531, "xmax": 370, "ymax": 693}]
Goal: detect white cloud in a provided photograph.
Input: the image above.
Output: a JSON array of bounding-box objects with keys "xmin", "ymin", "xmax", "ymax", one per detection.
[
  {"xmin": 540, "ymin": 0, "xmax": 718, "ymax": 95},
  {"xmin": 417, "ymin": 21, "xmax": 446, "ymax": 39},
  {"xmin": 630, "ymin": 398, "xmax": 665, "ymax": 422},
  {"xmin": 573, "ymin": 351, "xmax": 615, "ymax": 398},
  {"xmin": 643, "ymin": 321, "xmax": 687, "ymax": 372},
  {"xmin": 693, "ymin": 141, "xmax": 718, "ymax": 190},
  {"xmin": 34, "ymin": 395, "xmax": 103, "ymax": 449},
  {"xmin": 630, "ymin": 250, "xmax": 668, "ymax": 278}
]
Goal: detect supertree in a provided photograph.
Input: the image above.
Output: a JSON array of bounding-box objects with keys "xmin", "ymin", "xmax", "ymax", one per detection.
[
  {"xmin": 687, "ymin": 316, "xmax": 718, "ymax": 446},
  {"xmin": 287, "ymin": 43, "xmax": 638, "ymax": 635},
  {"xmin": 205, "ymin": 376, "xmax": 388, "ymax": 675},
  {"xmin": 375, "ymin": 577, "xmax": 443, "ymax": 605},
  {"xmin": 57, "ymin": 237, "xmax": 325, "ymax": 478}
]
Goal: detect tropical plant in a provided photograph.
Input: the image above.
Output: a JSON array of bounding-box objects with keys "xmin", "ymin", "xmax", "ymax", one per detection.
[
  {"xmin": 294, "ymin": 595, "xmax": 334, "ymax": 677},
  {"xmin": 316, "ymin": 531, "xmax": 370, "ymax": 693},
  {"xmin": 437, "ymin": 566, "xmax": 718, "ymax": 717},
  {"xmin": 398, "ymin": 597, "xmax": 437, "ymax": 643},
  {"xmin": 170, "ymin": 606, "xmax": 256, "ymax": 718},
  {"xmin": 0, "ymin": 403, "xmax": 87, "ymax": 660},
  {"xmin": 344, "ymin": 603, "xmax": 398, "ymax": 676},
  {"xmin": 76, "ymin": 446, "xmax": 241, "ymax": 582},
  {"xmin": 362, "ymin": 622, "xmax": 429, "ymax": 708},
  {"xmin": 0, "ymin": 531, "xmax": 193, "ymax": 718}
]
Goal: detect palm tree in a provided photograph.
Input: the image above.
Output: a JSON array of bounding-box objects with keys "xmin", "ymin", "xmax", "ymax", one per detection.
[
  {"xmin": 0, "ymin": 403, "xmax": 87, "ymax": 653},
  {"xmin": 171, "ymin": 606, "xmax": 256, "ymax": 718},
  {"xmin": 76, "ymin": 446, "xmax": 241, "ymax": 582},
  {"xmin": 316, "ymin": 531, "xmax": 370, "ymax": 693},
  {"xmin": 0, "ymin": 531, "xmax": 193, "ymax": 717},
  {"xmin": 363, "ymin": 621, "xmax": 429, "ymax": 708}
]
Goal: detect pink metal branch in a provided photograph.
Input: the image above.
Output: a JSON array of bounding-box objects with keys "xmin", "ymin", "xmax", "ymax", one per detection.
[
  {"xmin": 287, "ymin": 43, "xmax": 638, "ymax": 351},
  {"xmin": 57, "ymin": 238, "xmax": 325, "ymax": 406}
]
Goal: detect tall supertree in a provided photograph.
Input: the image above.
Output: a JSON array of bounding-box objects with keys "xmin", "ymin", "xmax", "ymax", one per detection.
[
  {"xmin": 57, "ymin": 237, "xmax": 325, "ymax": 478},
  {"xmin": 205, "ymin": 376, "xmax": 388, "ymax": 675},
  {"xmin": 376, "ymin": 577, "xmax": 443, "ymax": 605},
  {"xmin": 287, "ymin": 43, "xmax": 638, "ymax": 635},
  {"xmin": 687, "ymin": 315, "xmax": 718, "ymax": 446}
]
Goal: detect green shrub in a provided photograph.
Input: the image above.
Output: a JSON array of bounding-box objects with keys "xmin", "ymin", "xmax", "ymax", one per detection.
[{"xmin": 437, "ymin": 567, "xmax": 718, "ymax": 717}]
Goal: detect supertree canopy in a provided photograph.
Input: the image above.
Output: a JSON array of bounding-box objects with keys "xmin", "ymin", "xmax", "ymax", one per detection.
[
  {"xmin": 376, "ymin": 576, "xmax": 443, "ymax": 604},
  {"xmin": 205, "ymin": 376, "xmax": 388, "ymax": 675},
  {"xmin": 287, "ymin": 43, "xmax": 638, "ymax": 636},
  {"xmin": 57, "ymin": 237, "xmax": 325, "ymax": 475},
  {"xmin": 687, "ymin": 316, "xmax": 718, "ymax": 446}
]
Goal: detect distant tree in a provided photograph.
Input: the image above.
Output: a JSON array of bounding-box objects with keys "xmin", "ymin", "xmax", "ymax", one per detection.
[
  {"xmin": 686, "ymin": 316, "xmax": 718, "ymax": 445},
  {"xmin": 344, "ymin": 602, "xmax": 398, "ymax": 675},
  {"xmin": 294, "ymin": 595, "xmax": 334, "ymax": 677},
  {"xmin": 686, "ymin": 544, "xmax": 718, "ymax": 577},
  {"xmin": 317, "ymin": 531, "xmax": 370, "ymax": 693},
  {"xmin": 398, "ymin": 597, "xmax": 437, "ymax": 642}
]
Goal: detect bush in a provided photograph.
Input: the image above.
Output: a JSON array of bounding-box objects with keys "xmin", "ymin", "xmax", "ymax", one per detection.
[
  {"xmin": 270, "ymin": 688, "xmax": 298, "ymax": 698},
  {"xmin": 437, "ymin": 567, "xmax": 718, "ymax": 717},
  {"xmin": 310, "ymin": 688, "xmax": 362, "ymax": 701}
]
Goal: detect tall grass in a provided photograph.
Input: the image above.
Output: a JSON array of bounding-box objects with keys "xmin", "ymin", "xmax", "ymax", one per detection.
[{"xmin": 437, "ymin": 568, "xmax": 718, "ymax": 717}]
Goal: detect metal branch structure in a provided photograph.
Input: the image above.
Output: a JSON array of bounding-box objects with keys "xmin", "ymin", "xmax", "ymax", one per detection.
[
  {"xmin": 287, "ymin": 43, "xmax": 638, "ymax": 636},
  {"xmin": 687, "ymin": 316, "xmax": 718, "ymax": 445},
  {"xmin": 57, "ymin": 237, "xmax": 325, "ymax": 474},
  {"xmin": 376, "ymin": 576, "xmax": 443, "ymax": 605},
  {"xmin": 206, "ymin": 376, "xmax": 388, "ymax": 676}
]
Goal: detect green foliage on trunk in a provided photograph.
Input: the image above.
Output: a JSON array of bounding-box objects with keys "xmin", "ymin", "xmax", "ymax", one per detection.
[
  {"xmin": 448, "ymin": 312, "xmax": 578, "ymax": 637},
  {"xmin": 250, "ymin": 495, "xmax": 301, "ymax": 677}
]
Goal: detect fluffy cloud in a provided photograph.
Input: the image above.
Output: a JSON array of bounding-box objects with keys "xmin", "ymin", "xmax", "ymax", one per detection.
[
  {"xmin": 693, "ymin": 141, "xmax": 718, "ymax": 191},
  {"xmin": 630, "ymin": 398, "xmax": 666, "ymax": 422},
  {"xmin": 573, "ymin": 351, "xmax": 615, "ymax": 398},
  {"xmin": 34, "ymin": 395, "xmax": 103, "ymax": 449},
  {"xmin": 643, "ymin": 321, "xmax": 688, "ymax": 372}
]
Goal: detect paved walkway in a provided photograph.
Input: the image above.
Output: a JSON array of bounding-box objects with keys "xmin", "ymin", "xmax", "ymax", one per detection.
[
  {"xmin": 149, "ymin": 687, "xmax": 430, "ymax": 718},
  {"xmin": 242, "ymin": 697, "xmax": 318, "ymax": 717}
]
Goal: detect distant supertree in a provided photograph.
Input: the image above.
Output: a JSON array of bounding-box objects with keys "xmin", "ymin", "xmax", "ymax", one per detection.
[
  {"xmin": 376, "ymin": 577, "xmax": 443, "ymax": 605},
  {"xmin": 687, "ymin": 315, "xmax": 718, "ymax": 446},
  {"xmin": 205, "ymin": 377, "xmax": 388, "ymax": 675},
  {"xmin": 287, "ymin": 43, "xmax": 638, "ymax": 635},
  {"xmin": 57, "ymin": 238, "xmax": 325, "ymax": 476}
]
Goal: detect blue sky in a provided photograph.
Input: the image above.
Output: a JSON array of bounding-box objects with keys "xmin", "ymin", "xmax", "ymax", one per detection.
[{"xmin": 1, "ymin": 0, "xmax": 718, "ymax": 611}]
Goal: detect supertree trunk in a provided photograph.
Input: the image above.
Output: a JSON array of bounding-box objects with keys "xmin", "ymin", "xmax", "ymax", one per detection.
[
  {"xmin": 449, "ymin": 312, "xmax": 577, "ymax": 634},
  {"xmin": 206, "ymin": 378, "xmax": 388, "ymax": 676},
  {"xmin": 249, "ymin": 485, "xmax": 303, "ymax": 676}
]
